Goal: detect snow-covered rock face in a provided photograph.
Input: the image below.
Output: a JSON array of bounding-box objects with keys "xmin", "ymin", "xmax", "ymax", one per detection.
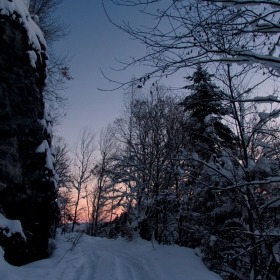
[
  {"xmin": 0, "ymin": 214, "xmax": 26, "ymax": 240},
  {"xmin": 0, "ymin": 0, "xmax": 47, "ymax": 68},
  {"xmin": 22, "ymin": 0, "xmax": 29, "ymax": 9},
  {"xmin": 0, "ymin": 0, "xmax": 59, "ymax": 267},
  {"xmin": 36, "ymin": 105, "xmax": 59, "ymax": 190}
]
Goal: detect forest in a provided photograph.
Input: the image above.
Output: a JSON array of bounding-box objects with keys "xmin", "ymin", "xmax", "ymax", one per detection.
[
  {"xmin": 57, "ymin": 66, "xmax": 280, "ymax": 280},
  {"xmin": 0, "ymin": 0, "xmax": 280, "ymax": 280},
  {"xmin": 54, "ymin": 1, "xmax": 280, "ymax": 279}
]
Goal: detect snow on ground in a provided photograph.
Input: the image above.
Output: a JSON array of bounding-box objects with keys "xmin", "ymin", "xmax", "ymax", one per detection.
[{"xmin": 0, "ymin": 233, "xmax": 222, "ymax": 280}]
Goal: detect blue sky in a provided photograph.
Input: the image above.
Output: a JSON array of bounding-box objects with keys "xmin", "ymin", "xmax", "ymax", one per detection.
[
  {"xmin": 53, "ymin": 0, "xmax": 157, "ymax": 142},
  {"xmin": 53, "ymin": 0, "xmax": 192, "ymax": 143}
]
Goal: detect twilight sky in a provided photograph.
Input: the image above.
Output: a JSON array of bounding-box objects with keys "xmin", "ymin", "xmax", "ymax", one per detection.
[
  {"xmin": 52, "ymin": 0, "xmax": 159, "ymax": 142},
  {"xmin": 52, "ymin": 0, "xmax": 274, "ymax": 144}
]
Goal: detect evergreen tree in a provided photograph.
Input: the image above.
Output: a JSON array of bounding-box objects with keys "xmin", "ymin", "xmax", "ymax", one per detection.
[
  {"xmin": 180, "ymin": 66, "xmax": 280, "ymax": 279},
  {"xmin": 180, "ymin": 65, "xmax": 236, "ymax": 160},
  {"xmin": 177, "ymin": 66, "xmax": 238, "ymax": 254}
]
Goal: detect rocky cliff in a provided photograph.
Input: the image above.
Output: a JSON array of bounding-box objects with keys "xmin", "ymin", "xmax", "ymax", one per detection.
[{"xmin": 0, "ymin": 0, "xmax": 59, "ymax": 265}]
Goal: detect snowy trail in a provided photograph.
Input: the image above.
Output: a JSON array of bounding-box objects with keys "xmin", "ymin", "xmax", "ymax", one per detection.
[{"xmin": 0, "ymin": 233, "xmax": 222, "ymax": 280}]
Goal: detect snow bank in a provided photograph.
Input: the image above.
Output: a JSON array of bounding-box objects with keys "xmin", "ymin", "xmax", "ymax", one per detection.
[{"xmin": 0, "ymin": 233, "xmax": 222, "ymax": 280}]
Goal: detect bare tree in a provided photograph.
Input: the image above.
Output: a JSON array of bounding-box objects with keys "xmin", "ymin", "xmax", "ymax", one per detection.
[
  {"xmin": 53, "ymin": 136, "xmax": 72, "ymax": 189},
  {"xmin": 109, "ymin": 84, "xmax": 191, "ymax": 242},
  {"xmin": 90, "ymin": 124, "xmax": 118, "ymax": 235},
  {"xmin": 53, "ymin": 136, "xmax": 73, "ymax": 230},
  {"xmin": 28, "ymin": 0, "xmax": 72, "ymax": 123},
  {"xmin": 29, "ymin": 0, "xmax": 69, "ymax": 45},
  {"xmin": 59, "ymin": 188, "xmax": 73, "ymax": 230},
  {"xmin": 104, "ymin": 0, "xmax": 280, "ymax": 89},
  {"xmin": 70, "ymin": 128, "xmax": 96, "ymax": 232}
]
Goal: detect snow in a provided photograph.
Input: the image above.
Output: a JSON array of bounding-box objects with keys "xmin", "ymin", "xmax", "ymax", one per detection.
[
  {"xmin": 177, "ymin": 166, "xmax": 184, "ymax": 176},
  {"xmin": 114, "ymin": 155, "xmax": 123, "ymax": 161},
  {"xmin": 0, "ymin": 213, "xmax": 26, "ymax": 240},
  {"xmin": 38, "ymin": 105, "xmax": 53, "ymax": 135},
  {"xmin": 26, "ymin": 50, "xmax": 37, "ymax": 68},
  {"xmin": 36, "ymin": 139, "xmax": 56, "ymax": 182},
  {"xmin": 209, "ymin": 235, "xmax": 217, "ymax": 247},
  {"xmin": 22, "ymin": 0, "xmax": 29, "ymax": 8},
  {"xmin": 0, "ymin": 0, "xmax": 47, "ymax": 66},
  {"xmin": 255, "ymin": 141, "xmax": 273, "ymax": 149},
  {"xmin": 204, "ymin": 114, "xmax": 214, "ymax": 125},
  {"xmin": 43, "ymin": 104, "xmax": 52, "ymax": 122},
  {"xmin": 45, "ymin": 147, "xmax": 55, "ymax": 171},
  {"xmin": 258, "ymin": 109, "xmax": 280, "ymax": 120},
  {"xmin": 36, "ymin": 104, "xmax": 57, "ymax": 187},
  {"xmin": 219, "ymin": 48, "xmax": 280, "ymax": 75},
  {"xmin": 38, "ymin": 118, "xmax": 47, "ymax": 128},
  {"xmin": 218, "ymin": 0, "xmax": 280, "ymax": 10},
  {"xmin": 0, "ymin": 233, "xmax": 222, "ymax": 280},
  {"xmin": 36, "ymin": 139, "xmax": 49, "ymax": 153},
  {"xmin": 253, "ymin": 95, "xmax": 279, "ymax": 104},
  {"xmin": 256, "ymin": 157, "xmax": 273, "ymax": 174}
]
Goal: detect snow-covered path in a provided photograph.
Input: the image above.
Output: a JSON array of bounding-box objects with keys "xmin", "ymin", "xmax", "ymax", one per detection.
[{"xmin": 0, "ymin": 233, "xmax": 222, "ymax": 280}]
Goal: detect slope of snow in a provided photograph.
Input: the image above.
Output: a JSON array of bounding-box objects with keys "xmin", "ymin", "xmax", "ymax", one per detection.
[{"xmin": 0, "ymin": 233, "xmax": 222, "ymax": 280}]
